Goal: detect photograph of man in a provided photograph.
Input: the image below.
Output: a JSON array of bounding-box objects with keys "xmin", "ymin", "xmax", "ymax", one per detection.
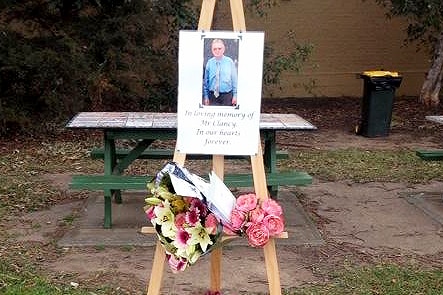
[{"xmin": 203, "ymin": 38, "xmax": 238, "ymax": 106}]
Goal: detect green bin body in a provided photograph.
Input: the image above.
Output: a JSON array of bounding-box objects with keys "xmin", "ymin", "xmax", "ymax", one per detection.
[{"xmin": 358, "ymin": 74, "xmax": 402, "ymax": 137}]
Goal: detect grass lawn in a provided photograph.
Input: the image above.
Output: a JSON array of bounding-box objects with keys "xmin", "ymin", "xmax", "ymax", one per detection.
[{"xmin": 1, "ymin": 140, "xmax": 443, "ymax": 294}]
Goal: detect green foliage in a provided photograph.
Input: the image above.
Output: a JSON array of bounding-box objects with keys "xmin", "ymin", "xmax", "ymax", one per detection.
[
  {"xmin": 0, "ymin": 0, "xmax": 312, "ymax": 137},
  {"xmin": 0, "ymin": 0, "xmax": 198, "ymax": 136},
  {"xmin": 0, "ymin": 30, "xmax": 90, "ymax": 135},
  {"xmin": 247, "ymin": 1, "xmax": 315, "ymax": 94},
  {"xmin": 374, "ymin": 0, "xmax": 443, "ymax": 47},
  {"xmin": 263, "ymin": 30, "xmax": 314, "ymax": 91},
  {"xmin": 247, "ymin": 0, "xmax": 278, "ymax": 17}
]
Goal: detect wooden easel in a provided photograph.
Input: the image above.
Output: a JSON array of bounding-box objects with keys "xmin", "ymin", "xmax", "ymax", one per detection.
[{"xmin": 143, "ymin": 1, "xmax": 284, "ymax": 294}]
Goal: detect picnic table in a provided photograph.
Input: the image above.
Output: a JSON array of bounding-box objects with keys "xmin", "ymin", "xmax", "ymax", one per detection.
[
  {"xmin": 66, "ymin": 112, "xmax": 316, "ymax": 228},
  {"xmin": 416, "ymin": 116, "xmax": 443, "ymax": 161}
]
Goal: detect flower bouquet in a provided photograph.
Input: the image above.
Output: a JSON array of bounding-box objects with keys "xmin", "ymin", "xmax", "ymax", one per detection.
[
  {"xmin": 144, "ymin": 162, "xmax": 227, "ymax": 272},
  {"xmin": 226, "ymin": 193, "xmax": 285, "ymax": 247},
  {"xmin": 144, "ymin": 162, "xmax": 286, "ymax": 272}
]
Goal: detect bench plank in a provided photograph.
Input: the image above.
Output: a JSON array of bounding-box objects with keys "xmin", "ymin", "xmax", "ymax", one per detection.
[
  {"xmin": 89, "ymin": 148, "xmax": 289, "ymax": 160},
  {"xmin": 70, "ymin": 171, "xmax": 312, "ymax": 191},
  {"xmin": 416, "ymin": 149, "xmax": 443, "ymax": 161}
]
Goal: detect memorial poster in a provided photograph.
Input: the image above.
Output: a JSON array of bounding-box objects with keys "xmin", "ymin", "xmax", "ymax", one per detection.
[{"xmin": 176, "ymin": 30, "xmax": 265, "ymax": 155}]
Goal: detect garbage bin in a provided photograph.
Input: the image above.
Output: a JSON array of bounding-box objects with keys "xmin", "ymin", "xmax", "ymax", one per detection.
[{"xmin": 356, "ymin": 70, "xmax": 402, "ymax": 137}]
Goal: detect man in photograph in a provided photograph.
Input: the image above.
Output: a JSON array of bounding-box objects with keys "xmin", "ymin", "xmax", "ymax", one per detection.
[{"xmin": 203, "ymin": 39, "xmax": 238, "ymax": 106}]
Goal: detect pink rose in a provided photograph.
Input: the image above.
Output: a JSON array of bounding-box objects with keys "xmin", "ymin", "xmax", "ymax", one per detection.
[
  {"xmin": 230, "ymin": 208, "xmax": 246, "ymax": 231},
  {"xmin": 261, "ymin": 199, "xmax": 283, "ymax": 216},
  {"xmin": 204, "ymin": 213, "xmax": 219, "ymax": 235},
  {"xmin": 263, "ymin": 214, "xmax": 284, "ymax": 236},
  {"xmin": 245, "ymin": 222, "xmax": 270, "ymax": 247},
  {"xmin": 236, "ymin": 193, "xmax": 258, "ymax": 212},
  {"xmin": 249, "ymin": 207, "xmax": 265, "ymax": 223}
]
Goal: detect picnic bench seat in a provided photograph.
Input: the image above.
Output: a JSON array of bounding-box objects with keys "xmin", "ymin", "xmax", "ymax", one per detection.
[
  {"xmin": 70, "ymin": 170, "xmax": 312, "ymax": 228},
  {"xmin": 70, "ymin": 171, "xmax": 312, "ymax": 191},
  {"xmin": 89, "ymin": 148, "xmax": 289, "ymax": 161},
  {"xmin": 415, "ymin": 149, "xmax": 443, "ymax": 161}
]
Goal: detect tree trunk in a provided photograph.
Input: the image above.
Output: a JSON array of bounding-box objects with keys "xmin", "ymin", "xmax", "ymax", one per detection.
[{"xmin": 419, "ymin": 32, "xmax": 443, "ymax": 107}]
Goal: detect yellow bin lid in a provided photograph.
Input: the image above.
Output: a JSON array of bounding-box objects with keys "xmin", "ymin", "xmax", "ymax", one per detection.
[{"xmin": 362, "ymin": 70, "xmax": 400, "ymax": 77}]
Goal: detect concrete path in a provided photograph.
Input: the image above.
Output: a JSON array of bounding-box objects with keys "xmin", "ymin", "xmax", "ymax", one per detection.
[
  {"xmin": 46, "ymin": 181, "xmax": 443, "ymax": 294},
  {"xmin": 58, "ymin": 187, "xmax": 324, "ymax": 248}
]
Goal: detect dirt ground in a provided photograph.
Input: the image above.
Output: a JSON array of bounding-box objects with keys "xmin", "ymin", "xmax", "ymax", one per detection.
[{"xmin": 4, "ymin": 96, "xmax": 443, "ymax": 294}]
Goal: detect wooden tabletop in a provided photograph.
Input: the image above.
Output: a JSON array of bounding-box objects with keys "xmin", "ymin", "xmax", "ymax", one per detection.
[
  {"xmin": 426, "ymin": 116, "xmax": 443, "ymax": 125},
  {"xmin": 66, "ymin": 112, "xmax": 316, "ymax": 131}
]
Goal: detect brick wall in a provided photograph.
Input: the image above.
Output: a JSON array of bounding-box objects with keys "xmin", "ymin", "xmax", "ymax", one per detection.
[{"xmin": 209, "ymin": 0, "xmax": 429, "ymax": 98}]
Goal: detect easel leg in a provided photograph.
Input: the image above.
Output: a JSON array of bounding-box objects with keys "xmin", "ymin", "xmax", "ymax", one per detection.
[
  {"xmin": 144, "ymin": 151, "xmax": 186, "ymax": 294},
  {"xmin": 263, "ymin": 239, "xmax": 282, "ymax": 295},
  {"xmin": 210, "ymin": 248, "xmax": 222, "ymax": 292},
  {"xmin": 251, "ymin": 143, "xmax": 283, "ymax": 295},
  {"xmin": 146, "ymin": 241, "xmax": 166, "ymax": 295},
  {"xmin": 210, "ymin": 155, "xmax": 224, "ymax": 292}
]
